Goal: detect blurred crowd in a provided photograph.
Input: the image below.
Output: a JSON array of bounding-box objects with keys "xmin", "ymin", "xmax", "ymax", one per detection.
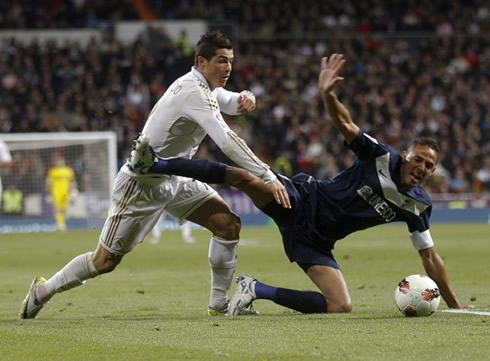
[
  {"xmin": 2, "ymin": 0, "xmax": 489, "ymax": 35},
  {"xmin": 0, "ymin": 0, "xmax": 488, "ymax": 196}
]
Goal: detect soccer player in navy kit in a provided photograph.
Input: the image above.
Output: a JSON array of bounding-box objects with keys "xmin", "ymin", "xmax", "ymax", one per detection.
[{"xmin": 129, "ymin": 54, "xmax": 467, "ymax": 315}]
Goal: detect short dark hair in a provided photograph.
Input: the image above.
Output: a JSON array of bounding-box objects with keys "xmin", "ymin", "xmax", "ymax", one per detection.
[
  {"xmin": 194, "ymin": 31, "xmax": 233, "ymax": 65},
  {"xmin": 411, "ymin": 137, "xmax": 440, "ymax": 154}
]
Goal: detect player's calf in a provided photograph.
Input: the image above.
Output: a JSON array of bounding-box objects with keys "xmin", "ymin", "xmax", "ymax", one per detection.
[{"xmin": 150, "ymin": 158, "xmax": 227, "ymax": 184}]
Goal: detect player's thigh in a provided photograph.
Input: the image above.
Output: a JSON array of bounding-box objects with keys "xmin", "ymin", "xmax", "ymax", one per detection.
[
  {"xmin": 164, "ymin": 176, "xmax": 217, "ymax": 222},
  {"xmin": 184, "ymin": 195, "xmax": 241, "ymax": 239},
  {"xmin": 306, "ymin": 264, "xmax": 352, "ymax": 313},
  {"xmin": 164, "ymin": 177, "xmax": 240, "ymax": 238},
  {"xmin": 99, "ymin": 173, "xmax": 164, "ymax": 255}
]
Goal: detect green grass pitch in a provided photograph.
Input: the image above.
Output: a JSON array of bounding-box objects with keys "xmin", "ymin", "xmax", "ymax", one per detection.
[{"xmin": 0, "ymin": 223, "xmax": 488, "ymax": 361}]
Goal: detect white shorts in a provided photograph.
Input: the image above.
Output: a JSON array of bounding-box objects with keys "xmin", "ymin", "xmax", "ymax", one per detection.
[{"xmin": 99, "ymin": 170, "xmax": 216, "ymax": 255}]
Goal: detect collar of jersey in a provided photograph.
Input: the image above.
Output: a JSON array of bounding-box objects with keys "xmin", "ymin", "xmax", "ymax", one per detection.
[
  {"xmin": 376, "ymin": 152, "xmax": 429, "ymax": 215},
  {"xmin": 191, "ymin": 67, "xmax": 211, "ymax": 89}
]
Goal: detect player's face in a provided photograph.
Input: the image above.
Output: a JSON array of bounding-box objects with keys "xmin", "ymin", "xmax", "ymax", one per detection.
[
  {"xmin": 199, "ymin": 48, "xmax": 233, "ymax": 90},
  {"xmin": 400, "ymin": 144, "xmax": 438, "ymax": 187}
]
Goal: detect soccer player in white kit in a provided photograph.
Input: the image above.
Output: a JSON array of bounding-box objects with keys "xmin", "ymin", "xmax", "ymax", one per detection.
[{"xmin": 20, "ymin": 31, "xmax": 290, "ymax": 319}]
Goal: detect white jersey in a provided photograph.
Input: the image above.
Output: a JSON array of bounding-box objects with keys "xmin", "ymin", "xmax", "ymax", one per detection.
[
  {"xmin": 138, "ymin": 67, "xmax": 276, "ymax": 183},
  {"xmin": 107, "ymin": 67, "xmax": 275, "ymax": 254}
]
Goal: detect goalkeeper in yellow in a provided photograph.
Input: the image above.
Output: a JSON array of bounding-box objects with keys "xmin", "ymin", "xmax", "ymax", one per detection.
[{"xmin": 46, "ymin": 155, "xmax": 78, "ymax": 231}]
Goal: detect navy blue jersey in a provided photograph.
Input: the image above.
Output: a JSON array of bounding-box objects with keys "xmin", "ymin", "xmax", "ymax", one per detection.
[{"xmin": 261, "ymin": 131, "xmax": 433, "ymax": 267}]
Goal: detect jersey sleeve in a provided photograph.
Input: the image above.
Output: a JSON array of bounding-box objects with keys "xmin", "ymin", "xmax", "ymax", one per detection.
[
  {"xmin": 214, "ymin": 88, "xmax": 255, "ymax": 116},
  {"xmin": 185, "ymin": 87, "xmax": 276, "ymax": 183},
  {"xmin": 214, "ymin": 87, "xmax": 240, "ymax": 115},
  {"xmin": 346, "ymin": 130, "xmax": 389, "ymax": 160},
  {"xmin": 409, "ymin": 229, "xmax": 434, "ymax": 250},
  {"xmin": 407, "ymin": 206, "xmax": 433, "ymax": 250}
]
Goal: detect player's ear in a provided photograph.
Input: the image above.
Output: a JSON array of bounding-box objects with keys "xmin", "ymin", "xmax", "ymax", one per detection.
[
  {"xmin": 196, "ymin": 56, "xmax": 207, "ymax": 69},
  {"xmin": 401, "ymin": 151, "xmax": 408, "ymax": 163}
]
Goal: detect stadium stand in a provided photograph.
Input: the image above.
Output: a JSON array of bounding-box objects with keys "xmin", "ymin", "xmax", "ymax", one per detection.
[{"xmin": 0, "ymin": 0, "xmax": 488, "ymax": 201}]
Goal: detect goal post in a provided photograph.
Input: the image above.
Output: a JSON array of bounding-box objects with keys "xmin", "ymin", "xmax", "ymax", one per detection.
[{"xmin": 0, "ymin": 132, "xmax": 117, "ymax": 233}]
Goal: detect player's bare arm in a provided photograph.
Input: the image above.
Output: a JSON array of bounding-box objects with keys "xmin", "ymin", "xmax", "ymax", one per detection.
[
  {"xmin": 265, "ymin": 178, "xmax": 290, "ymax": 209},
  {"xmin": 418, "ymin": 247, "xmax": 466, "ymax": 308},
  {"xmin": 235, "ymin": 94, "xmax": 286, "ymax": 206},
  {"xmin": 318, "ymin": 54, "xmax": 359, "ymax": 144},
  {"xmin": 235, "ymin": 93, "xmax": 288, "ymax": 207}
]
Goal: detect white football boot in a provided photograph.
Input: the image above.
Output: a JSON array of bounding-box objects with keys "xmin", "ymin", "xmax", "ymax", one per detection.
[
  {"xmin": 226, "ymin": 274, "xmax": 258, "ymax": 316},
  {"xmin": 127, "ymin": 133, "xmax": 156, "ymax": 174}
]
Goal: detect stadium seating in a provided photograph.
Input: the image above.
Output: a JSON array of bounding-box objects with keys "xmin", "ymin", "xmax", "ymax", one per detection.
[{"xmin": 0, "ymin": 0, "xmax": 488, "ymax": 198}]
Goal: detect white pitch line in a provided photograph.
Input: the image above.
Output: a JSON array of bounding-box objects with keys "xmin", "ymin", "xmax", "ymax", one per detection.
[{"xmin": 440, "ymin": 309, "xmax": 490, "ymax": 316}]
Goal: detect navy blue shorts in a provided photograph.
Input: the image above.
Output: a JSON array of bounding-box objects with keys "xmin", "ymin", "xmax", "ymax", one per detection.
[{"xmin": 260, "ymin": 173, "xmax": 340, "ymax": 270}]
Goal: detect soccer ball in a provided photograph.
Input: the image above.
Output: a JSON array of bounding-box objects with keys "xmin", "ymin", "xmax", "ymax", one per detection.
[{"xmin": 395, "ymin": 274, "xmax": 440, "ymax": 317}]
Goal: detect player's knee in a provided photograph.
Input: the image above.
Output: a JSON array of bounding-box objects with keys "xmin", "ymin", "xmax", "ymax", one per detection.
[
  {"xmin": 93, "ymin": 252, "xmax": 123, "ymax": 274},
  {"xmin": 213, "ymin": 213, "xmax": 241, "ymax": 240},
  {"xmin": 339, "ymin": 301, "xmax": 353, "ymax": 313},
  {"xmin": 329, "ymin": 299, "xmax": 353, "ymax": 313}
]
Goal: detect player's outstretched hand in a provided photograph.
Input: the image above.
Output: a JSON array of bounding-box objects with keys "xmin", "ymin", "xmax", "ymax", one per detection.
[
  {"xmin": 454, "ymin": 304, "xmax": 475, "ymax": 309},
  {"xmin": 237, "ymin": 91, "xmax": 256, "ymax": 113},
  {"xmin": 266, "ymin": 178, "xmax": 291, "ymax": 209},
  {"xmin": 318, "ymin": 54, "xmax": 346, "ymax": 94}
]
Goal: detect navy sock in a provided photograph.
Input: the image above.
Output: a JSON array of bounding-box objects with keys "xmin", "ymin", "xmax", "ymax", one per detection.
[
  {"xmin": 149, "ymin": 158, "xmax": 227, "ymax": 184},
  {"xmin": 255, "ymin": 281, "xmax": 327, "ymax": 314},
  {"xmin": 149, "ymin": 158, "xmax": 170, "ymax": 173},
  {"xmin": 274, "ymin": 288, "xmax": 328, "ymax": 314},
  {"xmin": 255, "ymin": 281, "xmax": 277, "ymax": 299}
]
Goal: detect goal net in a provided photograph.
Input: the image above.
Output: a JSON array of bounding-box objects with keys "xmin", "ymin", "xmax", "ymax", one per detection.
[{"xmin": 0, "ymin": 132, "xmax": 117, "ymax": 233}]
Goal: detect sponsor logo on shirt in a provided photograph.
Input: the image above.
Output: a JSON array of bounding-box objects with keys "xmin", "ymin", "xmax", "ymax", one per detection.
[{"xmin": 357, "ymin": 185, "xmax": 396, "ymax": 222}]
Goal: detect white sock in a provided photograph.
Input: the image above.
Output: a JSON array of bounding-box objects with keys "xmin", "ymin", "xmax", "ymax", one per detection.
[
  {"xmin": 208, "ymin": 236, "xmax": 238, "ymax": 310},
  {"xmin": 36, "ymin": 252, "xmax": 99, "ymax": 304}
]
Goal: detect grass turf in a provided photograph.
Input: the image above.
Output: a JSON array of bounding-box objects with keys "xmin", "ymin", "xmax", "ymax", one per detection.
[{"xmin": 0, "ymin": 223, "xmax": 488, "ymax": 361}]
